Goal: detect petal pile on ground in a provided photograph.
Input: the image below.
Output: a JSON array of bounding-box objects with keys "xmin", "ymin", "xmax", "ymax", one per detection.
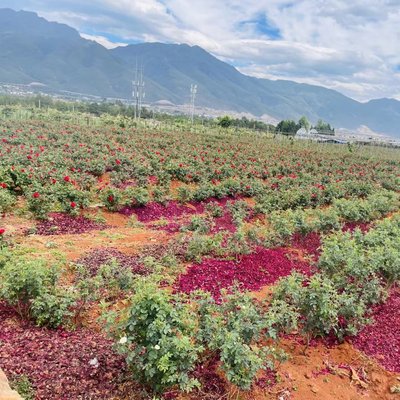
[
  {"xmin": 291, "ymin": 232, "xmax": 322, "ymax": 259},
  {"xmin": 0, "ymin": 303, "xmax": 125, "ymax": 400},
  {"xmin": 352, "ymin": 289, "xmax": 400, "ymax": 372},
  {"xmin": 75, "ymin": 247, "xmax": 145, "ymax": 276},
  {"xmin": 210, "ymin": 211, "xmax": 237, "ymax": 234},
  {"xmin": 342, "ymin": 221, "xmax": 370, "ymax": 233},
  {"xmin": 119, "ymin": 201, "xmax": 197, "ymax": 222},
  {"xmin": 34, "ymin": 213, "xmax": 108, "ymax": 235},
  {"xmin": 175, "ymin": 247, "xmax": 311, "ymax": 299}
]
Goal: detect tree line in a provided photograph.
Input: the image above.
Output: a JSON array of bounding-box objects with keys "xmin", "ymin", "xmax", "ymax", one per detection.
[{"xmin": 0, "ymin": 94, "xmax": 334, "ymax": 135}]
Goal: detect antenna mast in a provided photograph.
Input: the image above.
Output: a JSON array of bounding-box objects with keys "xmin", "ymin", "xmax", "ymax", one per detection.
[
  {"xmin": 132, "ymin": 60, "xmax": 145, "ymax": 120},
  {"xmin": 190, "ymin": 84, "xmax": 197, "ymax": 124}
]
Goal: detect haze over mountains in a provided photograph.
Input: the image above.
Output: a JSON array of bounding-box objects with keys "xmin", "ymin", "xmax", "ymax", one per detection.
[{"xmin": 1, "ymin": 8, "xmax": 400, "ymax": 137}]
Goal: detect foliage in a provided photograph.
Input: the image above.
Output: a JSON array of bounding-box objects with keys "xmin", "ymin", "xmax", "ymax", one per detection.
[
  {"xmin": 109, "ymin": 279, "xmax": 202, "ymax": 393},
  {"xmin": 227, "ymin": 199, "xmax": 250, "ymax": 225},
  {"xmin": 106, "ymin": 282, "xmax": 291, "ymax": 394},
  {"xmin": 298, "ymin": 116, "xmax": 310, "ymax": 132},
  {"xmin": 176, "ymin": 185, "xmax": 193, "ymax": 203},
  {"xmin": 276, "ymin": 119, "xmax": 299, "ymax": 135},
  {"xmin": 0, "ymin": 188, "xmax": 16, "ymax": 214},
  {"xmin": 182, "ymin": 215, "xmax": 213, "ymax": 234},
  {"xmin": 272, "ymin": 216, "xmax": 400, "ymax": 343},
  {"xmin": 273, "ymin": 272, "xmax": 368, "ymax": 342},
  {"xmin": 313, "ymin": 119, "xmax": 335, "ymax": 135},
  {"xmin": 184, "ymin": 233, "xmax": 224, "ymax": 262},
  {"xmin": 192, "ymin": 289, "xmax": 288, "ymax": 389},
  {"xmin": 9, "ymin": 375, "xmax": 35, "ymax": 400},
  {"xmin": 205, "ymin": 201, "xmax": 224, "ymax": 217},
  {"xmin": 101, "ymin": 187, "xmax": 122, "ymax": 211},
  {"xmin": 26, "ymin": 189, "xmax": 52, "ymax": 220},
  {"xmin": 124, "ymin": 187, "xmax": 150, "ymax": 207},
  {"xmin": 217, "ymin": 115, "xmax": 233, "ymax": 128},
  {"xmin": 0, "ymin": 257, "xmax": 74, "ymax": 327}
]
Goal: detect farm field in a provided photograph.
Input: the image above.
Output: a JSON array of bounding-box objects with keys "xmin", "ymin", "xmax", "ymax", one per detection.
[{"xmin": 0, "ymin": 116, "xmax": 399, "ymax": 400}]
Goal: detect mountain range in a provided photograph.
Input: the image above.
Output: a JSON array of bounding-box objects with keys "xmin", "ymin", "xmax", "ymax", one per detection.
[{"xmin": 1, "ymin": 8, "xmax": 400, "ymax": 137}]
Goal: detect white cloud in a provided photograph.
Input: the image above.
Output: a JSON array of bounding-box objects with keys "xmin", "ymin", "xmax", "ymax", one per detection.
[
  {"xmin": 79, "ymin": 33, "xmax": 128, "ymax": 49},
  {"xmin": 4, "ymin": 0, "xmax": 400, "ymax": 101}
]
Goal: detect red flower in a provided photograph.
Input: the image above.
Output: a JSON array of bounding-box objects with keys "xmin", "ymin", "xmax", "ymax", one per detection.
[
  {"xmin": 0, "ymin": 228, "xmax": 5, "ymax": 235},
  {"xmin": 33, "ymin": 192, "xmax": 40, "ymax": 199},
  {"xmin": 0, "ymin": 183, "xmax": 7, "ymax": 188},
  {"xmin": 116, "ymin": 159, "xmax": 121, "ymax": 165},
  {"xmin": 64, "ymin": 176, "xmax": 71, "ymax": 182},
  {"xmin": 70, "ymin": 201, "xmax": 77, "ymax": 208},
  {"xmin": 108, "ymin": 195, "xmax": 114, "ymax": 202}
]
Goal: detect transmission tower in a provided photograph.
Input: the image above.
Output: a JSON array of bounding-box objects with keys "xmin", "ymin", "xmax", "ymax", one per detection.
[
  {"xmin": 132, "ymin": 61, "xmax": 145, "ymax": 119},
  {"xmin": 190, "ymin": 84, "xmax": 197, "ymax": 124}
]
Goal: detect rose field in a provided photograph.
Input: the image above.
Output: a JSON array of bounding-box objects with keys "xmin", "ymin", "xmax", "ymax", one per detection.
[{"xmin": 0, "ymin": 114, "xmax": 400, "ymax": 400}]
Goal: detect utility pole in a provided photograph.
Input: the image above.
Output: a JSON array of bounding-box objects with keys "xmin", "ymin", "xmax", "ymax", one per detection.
[
  {"xmin": 190, "ymin": 84, "xmax": 197, "ymax": 124},
  {"xmin": 132, "ymin": 60, "xmax": 145, "ymax": 120}
]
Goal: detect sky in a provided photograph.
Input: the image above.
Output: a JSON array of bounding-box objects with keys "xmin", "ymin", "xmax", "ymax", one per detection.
[{"xmin": 2, "ymin": 0, "xmax": 400, "ymax": 102}]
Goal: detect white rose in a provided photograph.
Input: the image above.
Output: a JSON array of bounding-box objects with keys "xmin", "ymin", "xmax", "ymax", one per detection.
[
  {"xmin": 154, "ymin": 344, "xmax": 160, "ymax": 350},
  {"xmin": 89, "ymin": 357, "xmax": 99, "ymax": 368},
  {"xmin": 119, "ymin": 336, "xmax": 128, "ymax": 344}
]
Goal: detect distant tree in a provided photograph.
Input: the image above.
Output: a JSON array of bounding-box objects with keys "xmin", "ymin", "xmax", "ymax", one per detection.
[
  {"xmin": 313, "ymin": 119, "xmax": 335, "ymax": 135},
  {"xmin": 298, "ymin": 116, "xmax": 310, "ymax": 132},
  {"xmin": 218, "ymin": 115, "xmax": 233, "ymax": 128},
  {"xmin": 276, "ymin": 119, "xmax": 299, "ymax": 135},
  {"xmin": 87, "ymin": 102, "xmax": 100, "ymax": 116},
  {"xmin": 219, "ymin": 116, "xmax": 275, "ymax": 132}
]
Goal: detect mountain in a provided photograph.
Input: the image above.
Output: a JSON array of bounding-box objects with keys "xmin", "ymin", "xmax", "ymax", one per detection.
[
  {"xmin": 0, "ymin": 8, "xmax": 132, "ymax": 97},
  {"xmin": 112, "ymin": 43, "xmax": 272, "ymax": 113},
  {"xmin": 0, "ymin": 8, "xmax": 399, "ymax": 137}
]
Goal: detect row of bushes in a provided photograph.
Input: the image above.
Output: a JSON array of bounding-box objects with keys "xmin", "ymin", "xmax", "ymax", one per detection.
[
  {"xmin": 273, "ymin": 215, "xmax": 400, "ymax": 343},
  {"xmin": 256, "ymin": 189, "xmax": 399, "ymax": 247}
]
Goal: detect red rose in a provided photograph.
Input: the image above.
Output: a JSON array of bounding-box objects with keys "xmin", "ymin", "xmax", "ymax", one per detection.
[
  {"xmin": 33, "ymin": 192, "xmax": 40, "ymax": 198},
  {"xmin": 64, "ymin": 176, "xmax": 71, "ymax": 182},
  {"xmin": 70, "ymin": 201, "xmax": 76, "ymax": 208},
  {"xmin": 108, "ymin": 195, "xmax": 114, "ymax": 202},
  {"xmin": 0, "ymin": 228, "xmax": 5, "ymax": 235},
  {"xmin": 116, "ymin": 159, "xmax": 121, "ymax": 165}
]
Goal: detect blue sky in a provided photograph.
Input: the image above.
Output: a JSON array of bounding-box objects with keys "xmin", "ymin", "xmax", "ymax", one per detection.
[{"xmin": 2, "ymin": 0, "xmax": 400, "ymax": 101}]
